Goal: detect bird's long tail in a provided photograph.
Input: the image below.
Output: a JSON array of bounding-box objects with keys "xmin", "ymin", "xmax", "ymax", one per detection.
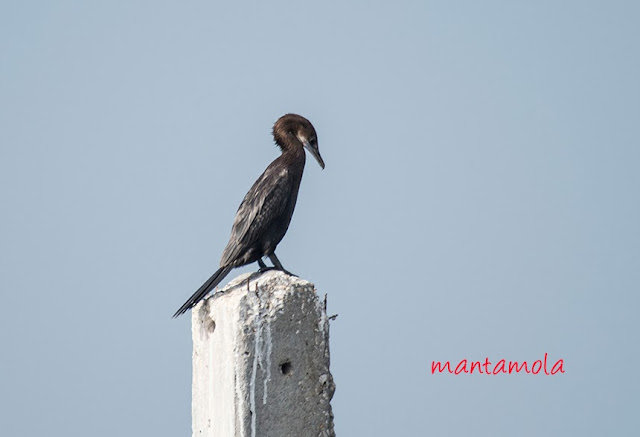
[{"xmin": 173, "ymin": 265, "xmax": 233, "ymax": 318}]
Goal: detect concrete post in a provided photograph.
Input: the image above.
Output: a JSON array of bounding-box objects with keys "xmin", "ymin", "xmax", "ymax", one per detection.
[{"xmin": 191, "ymin": 270, "xmax": 335, "ymax": 437}]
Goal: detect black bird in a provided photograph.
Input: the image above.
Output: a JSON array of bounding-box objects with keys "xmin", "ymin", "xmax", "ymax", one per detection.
[{"xmin": 173, "ymin": 114, "xmax": 324, "ymax": 318}]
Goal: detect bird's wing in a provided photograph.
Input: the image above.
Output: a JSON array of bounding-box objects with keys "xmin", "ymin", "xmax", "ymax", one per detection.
[{"xmin": 220, "ymin": 164, "xmax": 292, "ymax": 266}]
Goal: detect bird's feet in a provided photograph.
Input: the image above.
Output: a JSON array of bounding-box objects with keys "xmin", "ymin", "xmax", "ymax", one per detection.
[
  {"xmin": 258, "ymin": 266, "xmax": 298, "ymax": 277},
  {"xmin": 258, "ymin": 259, "xmax": 272, "ymax": 274},
  {"xmin": 257, "ymin": 262, "xmax": 297, "ymax": 277},
  {"xmin": 257, "ymin": 256, "xmax": 297, "ymax": 277},
  {"xmin": 278, "ymin": 268, "xmax": 298, "ymax": 277}
]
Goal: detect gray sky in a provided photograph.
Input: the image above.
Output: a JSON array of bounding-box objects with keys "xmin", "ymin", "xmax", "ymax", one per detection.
[{"xmin": 1, "ymin": 1, "xmax": 639, "ymax": 436}]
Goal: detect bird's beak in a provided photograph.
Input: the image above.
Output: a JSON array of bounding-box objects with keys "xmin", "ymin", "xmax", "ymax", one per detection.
[{"xmin": 303, "ymin": 140, "xmax": 325, "ymax": 169}]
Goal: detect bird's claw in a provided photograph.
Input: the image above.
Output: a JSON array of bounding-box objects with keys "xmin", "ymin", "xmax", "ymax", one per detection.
[
  {"xmin": 280, "ymin": 269, "xmax": 297, "ymax": 277},
  {"xmin": 257, "ymin": 266, "xmax": 297, "ymax": 277}
]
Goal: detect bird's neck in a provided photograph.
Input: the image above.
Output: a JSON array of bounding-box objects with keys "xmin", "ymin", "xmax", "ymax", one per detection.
[
  {"xmin": 281, "ymin": 145, "xmax": 306, "ymax": 175},
  {"xmin": 277, "ymin": 137, "xmax": 306, "ymax": 169}
]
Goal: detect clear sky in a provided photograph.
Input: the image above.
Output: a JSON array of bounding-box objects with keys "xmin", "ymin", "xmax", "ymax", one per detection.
[{"xmin": 1, "ymin": 1, "xmax": 639, "ymax": 436}]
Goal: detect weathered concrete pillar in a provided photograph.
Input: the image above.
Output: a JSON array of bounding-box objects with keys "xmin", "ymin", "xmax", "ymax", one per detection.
[{"xmin": 192, "ymin": 270, "xmax": 335, "ymax": 437}]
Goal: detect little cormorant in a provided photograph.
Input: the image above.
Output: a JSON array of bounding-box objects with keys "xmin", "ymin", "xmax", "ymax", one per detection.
[{"xmin": 173, "ymin": 113, "xmax": 324, "ymax": 318}]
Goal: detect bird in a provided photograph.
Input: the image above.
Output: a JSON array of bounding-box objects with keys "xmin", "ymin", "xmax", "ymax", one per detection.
[{"xmin": 173, "ymin": 113, "xmax": 325, "ymax": 318}]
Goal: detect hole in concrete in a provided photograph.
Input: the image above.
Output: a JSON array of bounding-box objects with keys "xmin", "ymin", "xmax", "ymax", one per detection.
[
  {"xmin": 205, "ymin": 319, "xmax": 216, "ymax": 334},
  {"xmin": 280, "ymin": 361, "xmax": 293, "ymax": 375}
]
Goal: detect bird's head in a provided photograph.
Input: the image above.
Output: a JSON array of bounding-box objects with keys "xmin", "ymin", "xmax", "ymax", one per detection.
[{"xmin": 273, "ymin": 113, "xmax": 325, "ymax": 169}]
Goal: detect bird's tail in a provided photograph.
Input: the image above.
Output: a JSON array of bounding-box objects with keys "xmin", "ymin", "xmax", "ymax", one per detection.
[{"xmin": 173, "ymin": 265, "xmax": 233, "ymax": 318}]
